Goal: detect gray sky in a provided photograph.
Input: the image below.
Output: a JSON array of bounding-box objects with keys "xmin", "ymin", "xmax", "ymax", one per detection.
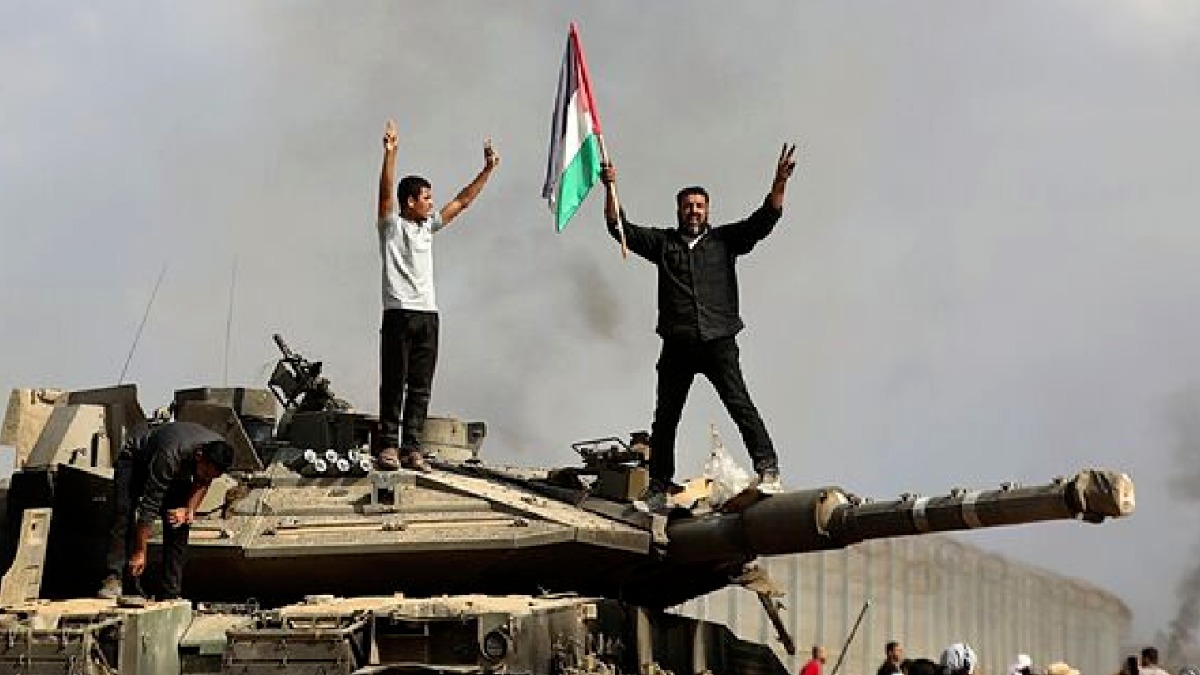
[{"xmin": 3, "ymin": 1, "xmax": 1199, "ymax": 642}]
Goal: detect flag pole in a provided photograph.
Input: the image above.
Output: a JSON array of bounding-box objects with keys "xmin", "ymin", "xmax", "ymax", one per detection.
[
  {"xmin": 596, "ymin": 134, "xmax": 627, "ymax": 259},
  {"xmin": 571, "ymin": 22, "xmax": 626, "ymax": 260}
]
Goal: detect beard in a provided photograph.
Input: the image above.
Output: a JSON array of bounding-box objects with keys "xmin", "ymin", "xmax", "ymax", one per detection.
[{"xmin": 678, "ymin": 217, "xmax": 707, "ymax": 236}]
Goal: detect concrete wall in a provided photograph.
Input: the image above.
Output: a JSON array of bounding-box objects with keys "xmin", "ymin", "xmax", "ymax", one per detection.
[{"xmin": 675, "ymin": 535, "xmax": 1130, "ymax": 675}]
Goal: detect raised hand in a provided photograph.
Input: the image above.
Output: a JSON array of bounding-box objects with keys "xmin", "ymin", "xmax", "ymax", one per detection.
[
  {"xmin": 600, "ymin": 162, "xmax": 617, "ymax": 186},
  {"xmin": 484, "ymin": 138, "xmax": 500, "ymax": 170},
  {"xmin": 383, "ymin": 119, "xmax": 398, "ymax": 152},
  {"xmin": 379, "ymin": 119, "xmax": 399, "ymax": 218},
  {"xmin": 439, "ymin": 138, "xmax": 499, "ymax": 225},
  {"xmin": 769, "ymin": 143, "xmax": 798, "ymax": 210},
  {"xmin": 774, "ymin": 143, "xmax": 798, "ymax": 185}
]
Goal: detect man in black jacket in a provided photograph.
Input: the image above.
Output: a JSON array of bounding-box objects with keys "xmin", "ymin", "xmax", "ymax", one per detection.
[
  {"xmin": 601, "ymin": 144, "xmax": 798, "ymax": 508},
  {"xmin": 98, "ymin": 421, "xmax": 234, "ymax": 599}
]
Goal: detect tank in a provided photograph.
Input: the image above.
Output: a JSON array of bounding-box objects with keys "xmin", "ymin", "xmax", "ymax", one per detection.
[{"xmin": 0, "ymin": 334, "xmax": 1136, "ymax": 675}]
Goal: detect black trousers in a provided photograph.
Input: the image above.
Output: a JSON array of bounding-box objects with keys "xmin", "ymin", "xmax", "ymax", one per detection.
[
  {"xmin": 105, "ymin": 453, "xmax": 190, "ymax": 599},
  {"xmin": 650, "ymin": 336, "xmax": 777, "ymax": 483},
  {"xmin": 379, "ymin": 309, "xmax": 440, "ymax": 450}
]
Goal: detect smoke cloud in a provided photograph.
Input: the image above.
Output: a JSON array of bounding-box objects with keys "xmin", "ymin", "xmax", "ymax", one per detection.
[{"xmin": 1166, "ymin": 387, "xmax": 1200, "ymax": 662}]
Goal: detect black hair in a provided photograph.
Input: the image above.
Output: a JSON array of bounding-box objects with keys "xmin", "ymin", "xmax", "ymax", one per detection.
[
  {"xmin": 1142, "ymin": 649, "xmax": 1159, "ymax": 665},
  {"xmin": 888, "ymin": 641, "xmax": 901, "ymax": 653},
  {"xmin": 675, "ymin": 186, "xmax": 709, "ymax": 208},
  {"xmin": 906, "ymin": 659, "xmax": 940, "ymax": 675},
  {"xmin": 199, "ymin": 440, "xmax": 234, "ymax": 473},
  {"xmin": 398, "ymin": 175, "xmax": 432, "ymax": 209},
  {"xmin": 1125, "ymin": 656, "xmax": 1140, "ymax": 675}
]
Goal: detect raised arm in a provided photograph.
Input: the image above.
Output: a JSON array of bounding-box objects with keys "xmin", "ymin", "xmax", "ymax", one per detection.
[
  {"xmin": 378, "ymin": 119, "xmax": 398, "ymax": 220},
  {"xmin": 723, "ymin": 144, "xmax": 799, "ymax": 254},
  {"xmin": 602, "ymin": 162, "xmax": 620, "ymax": 225},
  {"xmin": 768, "ymin": 142, "xmax": 797, "ymax": 211},
  {"xmin": 439, "ymin": 139, "xmax": 500, "ymax": 226},
  {"xmin": 600, "ymin": 162, "xmax": 661, "ymax": 261}
]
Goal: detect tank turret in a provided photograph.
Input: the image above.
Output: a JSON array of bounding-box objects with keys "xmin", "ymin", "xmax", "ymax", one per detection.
[{"xmin": 174, "ymin": 457, "xmax": 1132, "ymax": 609}]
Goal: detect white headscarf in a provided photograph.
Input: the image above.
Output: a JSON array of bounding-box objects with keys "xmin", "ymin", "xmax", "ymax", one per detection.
[
  {"xmin": 1009, "ymin": 655, "xmax": 1033, "ymax": 675},
  {"xmin": 940, "ymin": 644, "xmax": 978, "ymax": 675}
]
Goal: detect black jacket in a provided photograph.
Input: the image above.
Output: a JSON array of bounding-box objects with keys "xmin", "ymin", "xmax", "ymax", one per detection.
[
  {"xmin": 608, "ymin": 201, "xmax": 781, "ymax": 341},
  {"xmin": 124, "ymin": 421, "xmax": 221, "ymax": 524}
]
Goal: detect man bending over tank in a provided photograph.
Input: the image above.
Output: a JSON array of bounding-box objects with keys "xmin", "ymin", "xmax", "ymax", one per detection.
[
  {"xmin": 600, "ymin": 145, "xmax": 798, "ymax": 509},
  {"xmin": 98, "ymin": 421, "xmax": 234, "ymax": 599},
  {"xmin": 375, "ymin": 119, "xmax": 499, "ymax": 471}
]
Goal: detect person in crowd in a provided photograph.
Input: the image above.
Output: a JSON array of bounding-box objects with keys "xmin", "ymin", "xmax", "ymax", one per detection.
[
  {"xmin": 905, "ymin": 658, "xmax": 941, "ymax": 675},
  {"xmin": 800, "ymin": 645, "xmax": 827, "ymax": 675},
  {"xmin": 940, "ymin": 643, "xmax": 978, "ymax": 675},
  {"xmin": 1140, "ymin": 647, "xmax": 1170, "ymax": 675},
  {"xmin": 878, "ymin": 641, "xmax": 905, "ymax": 675},
  {"xmin": 1047, "ymin": 661, "xmax": 1080, "ymax": 675},
  {"xmin": 1009, "ymin": 654, "xmax": 1033, "ymax": 675}
]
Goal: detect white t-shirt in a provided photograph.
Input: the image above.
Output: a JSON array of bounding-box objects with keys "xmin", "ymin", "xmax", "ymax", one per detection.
[{"xmin": 377, "ymin": 209, "xmax": 444, "ymax": 311}]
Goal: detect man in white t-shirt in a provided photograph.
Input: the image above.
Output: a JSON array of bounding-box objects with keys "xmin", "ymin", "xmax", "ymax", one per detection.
[{"xmin": 375, "ymin": 118, "xmax": 499, "ymax": 471}]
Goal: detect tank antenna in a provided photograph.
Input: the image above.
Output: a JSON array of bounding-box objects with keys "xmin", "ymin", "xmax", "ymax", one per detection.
[
  {"xmin": 829, "ymin": 599, "xmax": 870, "ymax": 675},
  {"xmin": 223, "ymin": 256, "xmax": 238, "ymax": 386},
  {"xmin": 118, "ymin": 263, "xmax": 168, "ymax": 384}
]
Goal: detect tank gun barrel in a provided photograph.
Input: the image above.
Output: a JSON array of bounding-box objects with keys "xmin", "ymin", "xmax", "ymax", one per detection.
[{"xmin": 666, "ymin": 469, "xmax": 1134, "ymax": 563}]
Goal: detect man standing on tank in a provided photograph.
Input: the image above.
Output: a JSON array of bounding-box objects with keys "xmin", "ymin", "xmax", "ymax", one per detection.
[
  {"xmin": 600, "ymin": 144, "xmax": 798, "ymax": 509},
  {"xmin": 375, "ymin": 118, "xmax": 499, "ymax": 471}
]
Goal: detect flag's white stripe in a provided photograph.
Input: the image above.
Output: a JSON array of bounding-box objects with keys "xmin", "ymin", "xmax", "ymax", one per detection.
[{"xmin": 557, "ymin": 87, "xmax": 596, "ymax": 177}]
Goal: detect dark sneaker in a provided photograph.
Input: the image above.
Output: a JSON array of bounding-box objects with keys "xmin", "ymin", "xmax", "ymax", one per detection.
[
  {"xmin": 757, "ymin": 468, "xmax": 784, "ymax": 495},
  {"xmin": 377, "ymin": 447, "xmax": 401, "ymax": 471},
  {"xmin": 97, "ymin": 575, "xmax": 122, "ymax": 600},
  {"xmin": 402, "ymin": 450, "xmax": 432, "ymax": 473}
]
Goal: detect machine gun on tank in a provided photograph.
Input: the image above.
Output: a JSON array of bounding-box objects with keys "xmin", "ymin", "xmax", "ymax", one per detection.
[{"xmin": 268, "ymin": 333, "xmax": 349, "ymax": 413}]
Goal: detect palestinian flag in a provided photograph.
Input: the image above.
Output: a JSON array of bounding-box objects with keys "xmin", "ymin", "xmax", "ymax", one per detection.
[{"xmin": 542, "ymin": 23, "xmax": 604, "ymax": 232}]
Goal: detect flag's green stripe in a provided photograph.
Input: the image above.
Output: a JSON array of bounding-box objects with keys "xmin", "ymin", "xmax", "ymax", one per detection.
[{"xmin": 554, "ymin": 133, "xmax": 601, "ymax": 232}]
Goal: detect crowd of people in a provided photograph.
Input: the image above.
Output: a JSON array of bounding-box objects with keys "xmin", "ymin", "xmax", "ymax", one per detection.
[{"xmin": 794, "ymin": 642, "xmax": 1196, "ymax": 675}]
